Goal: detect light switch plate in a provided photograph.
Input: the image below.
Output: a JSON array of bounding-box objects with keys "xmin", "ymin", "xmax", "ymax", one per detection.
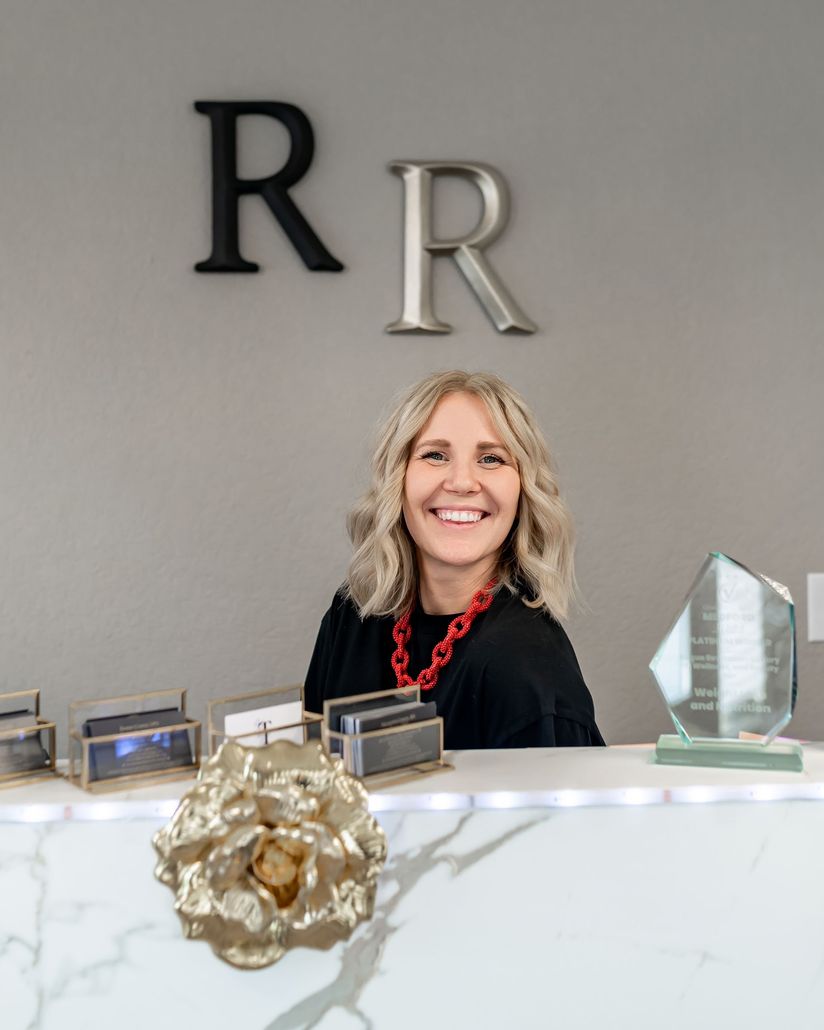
[{"xmin": 808, "ymin": 574, "xmax": 824, "ymax": 642}]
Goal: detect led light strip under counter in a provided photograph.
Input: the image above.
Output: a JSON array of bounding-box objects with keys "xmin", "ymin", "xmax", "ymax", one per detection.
[{"xmin": 3, "ymin": 744, "xmax": 824, "ymax": 823}]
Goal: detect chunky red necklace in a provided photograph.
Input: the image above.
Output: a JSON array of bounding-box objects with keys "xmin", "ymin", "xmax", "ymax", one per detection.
[{"xmin": 391, "ymin": 578, "xmax": 497, "ymax": 691}]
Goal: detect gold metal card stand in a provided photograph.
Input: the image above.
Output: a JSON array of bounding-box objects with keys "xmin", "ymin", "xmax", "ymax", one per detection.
[
  {"xmin": 322, "ymin": 687, "xmax": 452, "ymax": 789},
  {"xmin": 0, "ymin": 689, "xmax": 58, "ymax": 789},
  {"xmin": 68, "ymin": 688, "xmax": 201, "ymax": 794},
  {"xmin": 207, "ymin": 684, "xmax": 322, "ymax": 756}
]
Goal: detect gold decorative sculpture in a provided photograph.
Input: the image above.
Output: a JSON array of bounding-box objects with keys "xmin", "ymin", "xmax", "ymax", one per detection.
[{"xmin": 153, "ymin": 739, "xmax": 388, "ymax": 968}]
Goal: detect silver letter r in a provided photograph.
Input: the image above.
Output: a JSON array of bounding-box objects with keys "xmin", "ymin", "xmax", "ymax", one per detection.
[{"xmin": 385, "ymin": 160, "xmax": 537, "ymax": 335}]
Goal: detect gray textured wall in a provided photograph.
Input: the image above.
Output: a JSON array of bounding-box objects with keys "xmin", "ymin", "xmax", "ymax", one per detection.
[{"xmin": 2, "ymin": 0, "xmax": 823, "ymax": 752}]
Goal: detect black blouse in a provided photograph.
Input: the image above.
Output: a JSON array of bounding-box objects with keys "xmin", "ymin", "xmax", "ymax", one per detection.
[{"xmin": 304, "ymin": 587, "xmax": 604, "ymax": 750}]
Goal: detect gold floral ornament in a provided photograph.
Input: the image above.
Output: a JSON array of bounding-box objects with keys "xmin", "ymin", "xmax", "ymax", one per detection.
[{"xmin": 153, "ymin": 740, "xmax": 387, "ymax": 969}]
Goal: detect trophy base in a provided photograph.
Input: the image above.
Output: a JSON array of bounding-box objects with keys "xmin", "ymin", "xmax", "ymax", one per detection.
[{"xmin": 654, "ymin": 735, "xmax": 804, "ymax": 772}]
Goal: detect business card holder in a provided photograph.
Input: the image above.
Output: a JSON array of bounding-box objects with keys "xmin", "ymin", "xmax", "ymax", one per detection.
[
  {"xmin": 68, "ymin": 688, "xmax": 202, "ymax": 794},
  {"xmin": 207, "ymin": 684, "xmax": 323, "ymax": 755},
  {"xmin": 321, "ymin": 687, "xmax": 452, "ymax": 788},
  {"xmin": 0, "ymin": 689, "xmax": 58, "ymax": 789}
]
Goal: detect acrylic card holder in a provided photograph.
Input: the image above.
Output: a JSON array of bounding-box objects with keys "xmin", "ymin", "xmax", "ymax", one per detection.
[
  {"xmin": 322, "ymin": 687, "xmax": 452, "ymax": 787},
  {"xmin": 68, "ymin": 688, "xmax": 201, "ymax": 793},
  {"xmin": 207, "ymin": 684, "xmax": 323, "ymax": 756},
  {"xmin": 0, "ymin": 689, "xmax": 58, "ymax": 789}
]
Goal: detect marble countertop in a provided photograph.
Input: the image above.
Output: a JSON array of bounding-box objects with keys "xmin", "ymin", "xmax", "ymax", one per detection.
[
  {"xmin": 5, "ymin": 745, "xmax": 824, "ymax": 1029},
  {"xmin": 3, "ymin": 743, "xmax": 824, "ymax": 821}
]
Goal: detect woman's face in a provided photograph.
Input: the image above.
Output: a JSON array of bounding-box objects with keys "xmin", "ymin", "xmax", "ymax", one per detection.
[{"xmin": 403, "ymin": 391, "xmax": 521, "ymax": 581}]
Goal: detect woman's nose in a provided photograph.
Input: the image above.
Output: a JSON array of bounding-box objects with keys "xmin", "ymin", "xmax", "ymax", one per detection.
[{"xmin": 444, "ymin": 457, "xmax": 480, "ymax": 494}]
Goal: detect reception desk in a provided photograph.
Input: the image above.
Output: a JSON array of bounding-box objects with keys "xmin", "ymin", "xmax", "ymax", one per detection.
[{"xmin": 4, "ymin": 745, "xmax": 824, "ymax": 1029}]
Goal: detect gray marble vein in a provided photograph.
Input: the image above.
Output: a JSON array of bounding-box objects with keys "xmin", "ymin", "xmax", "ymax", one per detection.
[
  {"xmin": 26, "ymin": 824, "xmax": 49, "ymax": 1030},
  {"xmin": 0, "ymin": 934, "xmax": 37, "ymax": 962},
  {"xmin": 747, "ymin": 835, "xmax": 770, "ymax": 874},
  {"xmin": 675, "ymin": 950, "xmax": 725, "ymax": 1004},
  {"xmin": 264, "ymin": 810, "xmax": 550, "ymax": 1030},
  {"xmin": 45, "ymin": 919, "xmax": 169, "ymax": 1004},
  {"xmin": 0, "ymin": 840, "xmax": 38, "ymax": 875}
]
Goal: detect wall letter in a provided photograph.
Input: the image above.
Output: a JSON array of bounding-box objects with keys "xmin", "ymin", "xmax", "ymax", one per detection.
[
  {"xmin": 194, "ymin": 101, "xmax": 343, "ymax": 273},
  {"xmin": 385, "ymin": 161, "xmax": 536, "ymax": 334}
]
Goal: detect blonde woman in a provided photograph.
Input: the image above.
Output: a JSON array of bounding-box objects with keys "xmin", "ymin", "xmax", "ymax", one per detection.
[{"xmin": 304, "ymin": 370, "xmax": 603, "ymax": 749}]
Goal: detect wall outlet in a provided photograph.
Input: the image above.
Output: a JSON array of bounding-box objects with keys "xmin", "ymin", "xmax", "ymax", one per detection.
[{"xmin": 808, "ymin": 574, "xmax": 824, "ymax": 642}]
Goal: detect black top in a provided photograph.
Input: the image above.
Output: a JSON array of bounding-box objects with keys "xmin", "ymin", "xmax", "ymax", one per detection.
[{"xmin": 304, "ymin": 588, "xmax": 605, "ymax": 750}]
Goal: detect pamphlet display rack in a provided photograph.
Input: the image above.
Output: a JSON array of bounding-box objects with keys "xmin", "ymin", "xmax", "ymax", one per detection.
[
  {"xmin": 321, "ymin": 687, "xmax": 452, "ymax": 788},
  {"xmin": 207, "ymin": 684, "xmax": 322, "ymax": 756},
  {"xmin": 68, "ymin": 688, "xmax": 201, "ymax": 794},
  {"xmin": 0, "ymin": 688, "xmax": 58, "ymax": 789}
]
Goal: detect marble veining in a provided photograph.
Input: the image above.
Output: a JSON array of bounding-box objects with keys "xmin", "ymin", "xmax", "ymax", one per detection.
[
  {"xmin": 0, "ymin": 810, "xmax": 559, "ymax": 1030},
  {"xmin": 265, "ymin": 811, "xmax": 550, "ymax": 1030}
]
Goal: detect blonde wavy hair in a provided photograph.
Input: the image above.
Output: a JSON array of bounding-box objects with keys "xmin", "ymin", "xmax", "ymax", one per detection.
[{"xmin": 345, "ymin": 370, "xmax": 577, "ymax": 620}]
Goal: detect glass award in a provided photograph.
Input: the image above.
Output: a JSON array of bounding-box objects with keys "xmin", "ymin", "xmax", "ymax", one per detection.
[{"xmin": 649, "ymin": 552, "xmax": 801, "ymax": 771}]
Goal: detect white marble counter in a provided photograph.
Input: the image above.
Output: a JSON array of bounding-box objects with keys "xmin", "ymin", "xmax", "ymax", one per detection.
[
  {"xmin": 6, "ymin": 743, "xmax": 824, "ymax": 821},
  {"xmin": 3, "ymin": 748, "xmax": 824, "ymax": 1029}
]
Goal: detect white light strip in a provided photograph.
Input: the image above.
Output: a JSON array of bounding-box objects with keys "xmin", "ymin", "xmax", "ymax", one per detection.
[
  {"xmin": 368, "ymin": 782, "xmax": 824, "ymax": 815},
  {"xmin": 4, "ymin": 783, "xmax": 824, "ymax": 824},
  {"xmin": 0, "ymin": 800, "xmax": 181, "ymax": 823}
]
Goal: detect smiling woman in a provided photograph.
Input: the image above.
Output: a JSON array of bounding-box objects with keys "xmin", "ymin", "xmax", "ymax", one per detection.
[{"xmin": 304, "ymin": 371, "xmax": 604, "ymax": 749}]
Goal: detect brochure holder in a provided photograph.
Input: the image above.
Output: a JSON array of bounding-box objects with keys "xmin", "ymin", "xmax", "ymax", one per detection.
[
  {"xmin": 68, "ymin": 688, "xmax": 201, "ymax": 794},
  {"xmin": 207, "ymin": 684, "xmax": 322, "ymax": 755},
  {"xmin": 0, "ymin": 689, "xmax": 58, "ymax": 789},
  {"xmin": 321, "ymin": 687, "xmax": 452, "ymax": 788}
]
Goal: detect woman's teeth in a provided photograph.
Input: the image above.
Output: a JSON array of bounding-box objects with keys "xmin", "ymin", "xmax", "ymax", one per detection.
[{"xmin": 434, "ymin": 510, "xmax": 485, "ymax": 523}]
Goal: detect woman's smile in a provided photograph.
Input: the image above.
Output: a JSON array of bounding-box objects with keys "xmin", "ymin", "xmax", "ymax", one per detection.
[{"xmin": 431, "ymin": 507, "xmax": 490, "ymax": 525}]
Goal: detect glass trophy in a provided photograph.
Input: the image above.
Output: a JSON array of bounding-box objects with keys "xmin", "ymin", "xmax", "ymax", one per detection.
[{"xmin": 649, "ymin": 552, "xmax": 801, "ymax": 771}]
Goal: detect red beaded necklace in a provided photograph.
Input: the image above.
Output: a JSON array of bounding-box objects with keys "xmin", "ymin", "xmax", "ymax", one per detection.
[{"xmin": 391, "ymin": 578, "xmax": 497, "ymax": 691}]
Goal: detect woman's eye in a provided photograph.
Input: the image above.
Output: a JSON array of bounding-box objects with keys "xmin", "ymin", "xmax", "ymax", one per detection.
[
  {"xmin": 479, "ymin": 453, "xmax": 505, "ymax": 465},
  {"xmin": 421, "ymin": 450, "xmax": 446, "ymax": 462}
]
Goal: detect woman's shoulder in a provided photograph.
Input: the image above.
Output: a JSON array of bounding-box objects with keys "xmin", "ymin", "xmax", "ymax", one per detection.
[
  {"xmin": 305, "ymin": 587, "xmax": 390, "ymax": 711},
  {"xmin": 317, "ymin": 587, "xmax": 389, "ymax": 638},
  {"xmin": 478, "ymin": 589, "xmax": 578, "ymax": 659},
  {"xmin": 473, "ymin": 590, "xmax": 595, "ymax": 719},
  {"xmin": 326, "ymin": 586, "xmax": 354, "ymax": 617}
]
